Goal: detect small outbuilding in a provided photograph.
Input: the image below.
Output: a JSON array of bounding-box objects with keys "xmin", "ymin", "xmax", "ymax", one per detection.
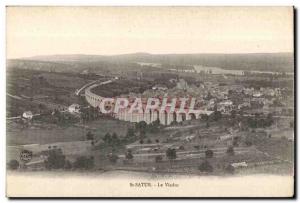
[
  {"xmin": 22, "ymin": 111, "xmax": 33, "ymax": 119},
  {"xmin": 68, "ymin": 104, "xmax": 80, "ymax": 114}
]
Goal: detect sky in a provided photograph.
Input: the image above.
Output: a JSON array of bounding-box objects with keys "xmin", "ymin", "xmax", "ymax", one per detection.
[{"xmin": 6, "ymin": 6, "xmax": 294, "ymax": 59}]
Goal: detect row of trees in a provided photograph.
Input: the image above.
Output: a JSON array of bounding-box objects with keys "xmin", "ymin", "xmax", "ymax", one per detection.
[
  {"xmin": 99, "ymin": 120, "xmax": 162, "ymax": 150},
  {"xmin": 44, "ymin": 149, "xmax": 94, "ymax": 170},
  {"xmin": 139, "ymin": 138, "xmax": 160, "ymax": 144},
  {"xmin": 8, "ymin": 145, "xmax": 236, "ymax": 172},
  {"xmin": 80, "ymin": 106, "xmax": 100, "ymax": 123},
  {"xmin": 119, "ymin": 146, "xmax": 235, "ymax": 164},
  {"xmin": 246, "ymin": 114, "xmax": 274, "ymax": 128},
  {"xmin": 135, "ymin": 120, "xmax": 160, "ymax": 137}
]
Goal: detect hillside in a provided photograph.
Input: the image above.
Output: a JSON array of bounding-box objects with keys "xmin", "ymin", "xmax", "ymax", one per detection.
[{"xmin": 7, "ymin": 52, "xmax": 294, "ymax": 73}]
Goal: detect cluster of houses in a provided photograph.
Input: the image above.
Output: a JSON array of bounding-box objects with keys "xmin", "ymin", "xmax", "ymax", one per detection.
[{"xmin": 83, "ymin": 78, "xmax": 289, "ymax": 125}]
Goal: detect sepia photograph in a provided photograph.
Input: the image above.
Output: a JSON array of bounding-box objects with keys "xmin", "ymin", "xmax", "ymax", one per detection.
[{"xmin": 5, "ymin": 6, "xmax": 294, "ymax": 197}]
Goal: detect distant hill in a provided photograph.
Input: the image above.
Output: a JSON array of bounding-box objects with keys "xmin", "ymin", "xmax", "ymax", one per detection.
[{"xmin": 7, "ymin": 52, "xmax": 294, "ymax": 73}]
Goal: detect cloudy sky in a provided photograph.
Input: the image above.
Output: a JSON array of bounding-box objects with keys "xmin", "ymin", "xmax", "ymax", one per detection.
[{"xmin": 6, "ymin": 6, "xmax": 293, "ymax": 59}]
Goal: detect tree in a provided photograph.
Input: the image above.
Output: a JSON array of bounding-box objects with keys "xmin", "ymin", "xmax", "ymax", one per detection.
[
  {"xmin": 125, "ymin": 149, "xmax": 134, "ymax": 160},
  {"xmin": 103, "ymin": 133, "xmax": 112, "ymax": 144},
  {"xmin": 202, "ymin": 114, "xmax": 209, "ymax": 121},
  {"xmin": 8, "ymin": 159, "xmax": 19, "ymax": 170},
  {"xmin": 135, "ymin": 121, "xmax": 147, "ymax": 131},
  {"xmin": 233, "ymin": 136, "xmax": 239, "ymax": 147},
  {"xmin": 179, "ymin": 145, "xmax": 185, "ymax": 150},
  {"xmin": 212, "ymin": 111, "xmax": 222, "ymax": 121},
  {"xmin": 86, "ymin": 131, "xmax": 94, "ymax": 141},
  {"xmin": 149, "ymin": 119, "xmax": 160, "ymax": 133},
  {"xmin": 226, "ymin": 146, "xmax": 235, "ymax": 156},
  {"xmin": 266, "ymin": 113, "xmax": 274, "ymax": 126},
  {"xmin": 139, "ymin": 139, "xmax": 144, "ymax": 144},
  {"xmin": 230, "ymin": 110, "xmax": 236, "ymax": 119},
  {"xmin": 152, "ymin": 119, "xmax": 160, "ymax": 127},
  {"xmin": 155, "ymin": 139, "xmax": 160, "ymax": 144},
  {"xmin": 44, "ymin": 149, "xmax": 66, "ymax": 169},
  {"xmin": 198, "ymin": 160, "xmax": 213, "ymax": 172},
  {"xmin": 166, "ymin": 148, "xmax": 177, "ymax": 161},
  {"xmin": 111, "ymin": 132, "xmax": 120, "ymax": 145},
  {"xmin": 205, "ymin": 149, "xmax": 214, "ymax": 158},
  {"xmin": 139, "ymin": 128, "xmax": 146, "ymax": 139},
  {"xmin": 194, "ymin": 145, "xmax": 200, "ymax": 150},
  {"xmin": 206, "ymin": 92, "xmax": 212, "ymax": 100}
]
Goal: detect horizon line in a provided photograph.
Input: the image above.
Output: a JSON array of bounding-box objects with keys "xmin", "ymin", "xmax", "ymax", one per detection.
[{"xmin": 7, "ymin": 51, "xmax": 294, "ymax": 60}]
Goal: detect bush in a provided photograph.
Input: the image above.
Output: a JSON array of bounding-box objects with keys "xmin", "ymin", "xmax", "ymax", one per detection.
[
  {"xmin": 198, "ymin": 160, "xmax": 213, "ymax": 172},
  {"xmin": 8, "ymin": 160, "xmax": 19, "ymax": 170}
]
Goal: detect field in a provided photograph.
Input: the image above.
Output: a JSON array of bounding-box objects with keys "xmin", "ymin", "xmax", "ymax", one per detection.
[
  {"xmin": 6, "ymin": 68, "xmax": 99, "ymax": 117},
  {"xmin": 7, "ymin": 122, "xmax": 86, "ymax": 146},
  {"xmin": 7, "ymin": 116, "xmax": 135, "ymax": 146}
]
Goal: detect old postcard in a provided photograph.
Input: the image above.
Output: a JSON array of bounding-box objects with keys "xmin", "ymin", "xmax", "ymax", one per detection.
[{"xmin": 6, "ymin": 6, "xmax": 294, "ymax": 197}]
